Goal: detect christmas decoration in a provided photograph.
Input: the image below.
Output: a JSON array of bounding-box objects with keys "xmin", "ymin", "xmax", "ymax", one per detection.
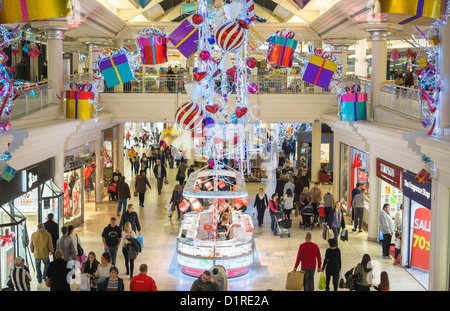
[
  {"xmin": 175, "ymin": 102, "xmax": 203, "ymax": 131},
  {"xmin": 0, "ymin": 0, "xmax": 73, "ymax": 24},
  {"xmin": 0, "ymin": 228, "xmax": 14, "ymax": 247},
  {"xmin": 169, "ymin": 20, "xmax": 199, "ymax": 59}
]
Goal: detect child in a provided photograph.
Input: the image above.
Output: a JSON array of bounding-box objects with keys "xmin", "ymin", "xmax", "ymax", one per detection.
[{"xmin": 393, "ymin": 231, "xmax": 402, "ymax": 265}]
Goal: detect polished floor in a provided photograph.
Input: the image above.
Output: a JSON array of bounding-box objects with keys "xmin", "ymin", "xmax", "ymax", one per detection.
[{"xmin": 29, "ymin": 147, "xmax": 425, "ymax": 292}]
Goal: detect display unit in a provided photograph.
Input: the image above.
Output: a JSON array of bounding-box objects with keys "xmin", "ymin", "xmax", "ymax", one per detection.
[{"xmin": 177, "ymin": 166, "xmax": 254, "ymax": 277}]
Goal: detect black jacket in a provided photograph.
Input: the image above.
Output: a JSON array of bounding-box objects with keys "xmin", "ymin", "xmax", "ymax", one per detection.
[
  {"xmin": 254, "ymin": 193, "xmax": 268, "ymax": 209},
  {"xmin": 46, "ymin": 258, "xmax": 71, "ymax": 291},
  {"xmin": 119, "ymin": 211, "xmax": 141, "ymax": 232},
  {"xmin": 325, "ymin": 208, "xmax": 346, "ymax": 229},
  {"xmin": 117, "ymin": 180, "xmax": 131, "ymax": 199},
  {"xmin": 44, "ymin": 220, "xmax": 59, "ymax": 247},
  {"xmin": 153, "ymin": 164, "xmax": 167, "ymax": 179},
  {"xmin": 101, "ymin": 224, "xmax": 122, "ymax": 247}
]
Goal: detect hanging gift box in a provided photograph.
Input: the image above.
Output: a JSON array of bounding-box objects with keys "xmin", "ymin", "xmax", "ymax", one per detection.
[
  {"xmin": 415, "ymin": 168, "xmax": 431, "ymax": 184},
  {"xmin": 0, "ymin": 165, "xmax": 16, "ymax": 182},
  {"xmin": 137, "ymin": 34, "xmax": 168, "ymax": 65},
  {"xmin": 0, "ymin": 119, "xmax": 11, "ymax": 134},
  {"xmin": 428, "ymin": 35, "xmax": 440, "ymax": 46},
  {"xmin": 181, "ymin": 0, "xmax": 213, "ymax": 14},
  {"xmin": 406, "ymin": 48, "xmax": 417, "ymax": 59},
  {"xmin": 302, "ymin": 53, "xmax": 338, "ymax": 89},
  {"xmin": 98, "ymin": 52, "xmax": 135, "ymax": 88},
  {"xmin": 169, "ymin": 20, "xmax": 199, "ymax": 59},
  {"xmin": 293, "ymin": 0, "xmax": 311, "ymax": 9},
  {"xmin": 0, "ymin": 0, "xmax": 73, "ymax": 24},
  {"xmin": 418, "ymin": 55, "xmax": 427, "ymax": 67},
  {"xmin": 65, "ymin": 84, "xmax": 94, "ymax": 119},
  {"xmin": 390, "ymin": 49, "xmax": 401, "ymax": 61},
  {"xmin": 28, "ymin": 46, "xmax": 40, "ymax": 59},
  {"xmin": 22, "ymin": 43, "xmax": 30, "ymax": 53},
  {"xmin": 217, "ymin": 179, "xmax": 226, "ymax": 189},
  {"xmin": 267, "ymin": 34, "xmax": 298, "ymax": 68},
  {"xmin": 340, "ymin": 92, "xmax": 368, "ymax": 121},
  {"xmin": 376, "ymin": 0, "xmax": 448, "ymax": 26}
]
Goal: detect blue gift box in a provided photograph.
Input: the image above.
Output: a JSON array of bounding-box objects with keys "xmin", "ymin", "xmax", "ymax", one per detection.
[
  {"xmin": 98, "ymin": 53, "xmax": 134, "ymax": 88},
  {"xmin": 1, "ymin": 165, "xmax": 16, "ymax": 182},
  {"xmin": 339, "ymin": 96, "xmax": 367, "ymax": 122}
]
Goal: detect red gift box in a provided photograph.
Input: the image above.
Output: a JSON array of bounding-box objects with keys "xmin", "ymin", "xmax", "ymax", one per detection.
[
  {"xmin": 138, "ymin": 35, "xmax": 168, "ymax": 65},
  {"xmin": 217, "ymin": 180, "xmax": 226, "ymax": 189},
  {"xmin": 415, "ymin": 168, "xmax": 431, "ymax": 184}
]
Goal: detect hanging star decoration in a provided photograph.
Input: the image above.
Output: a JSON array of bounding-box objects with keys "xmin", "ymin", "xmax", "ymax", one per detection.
[{"xmin": 0, "ymin": 228, "xmax": 14, "ymax": 247}]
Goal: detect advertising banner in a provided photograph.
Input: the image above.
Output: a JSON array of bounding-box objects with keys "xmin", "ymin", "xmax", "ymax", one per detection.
[{"xmin": 410, "ymin": 204, "xmax": 431, "ymax": 271}]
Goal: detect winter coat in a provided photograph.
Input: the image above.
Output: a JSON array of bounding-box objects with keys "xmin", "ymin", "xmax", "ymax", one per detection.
[
  {"xmin": 135, "ymin": 175, "xmax": 151, "ymax": 194},
  {"xmin": 116, "ymin": 180, "xmax": 131, "ymax": 199},
  {"xmin": 30, "ymin": 230, "xmax": 53, "ymax": 259}
]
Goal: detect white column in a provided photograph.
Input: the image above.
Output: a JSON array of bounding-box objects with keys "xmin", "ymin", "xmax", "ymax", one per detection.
[
  {"xmin": 341, "ymin": 46, "xmax": 348, "ymax": 76},
  {"xmin": 367, "ymin": 29, "xmax": 388, "ymax": 108},
  {"xmin": 117, "ymin": 123, "xmax": 125, "ymax": 174},
  {"xmin": 332, "ymin": 138, "xmax": 341, "ymax": 200},
  {"xmin": 438, "ymin": 20, "xmax": 450, "ymax": 134},
  {"xmin": 87, "ymin": 44, "xmax": 93, "ymax": 73},
  {"xmin": 46, "ymin": 28, "xmax": 66, "ymax": 105},
  {"xmin": 428, "ymin": 179, "xmax": 450, "ymax": 290},
  {"xmin": 367, "ymin": 152, "xmax": 380, "ymax": 242},
  {"xmin": 94, "ymin": 138, "xmax": 102, "ymax": 204},
  {"xmin": 54, "ymin": 151, "xmax": 65, "ymax": 191},
  {"xmin": 355, "ymin": 38, "xmax": 367, "ymax": 77},
  {"xmin": 311, "ymin": 123, "xmax": 322, "ymax": 184}
]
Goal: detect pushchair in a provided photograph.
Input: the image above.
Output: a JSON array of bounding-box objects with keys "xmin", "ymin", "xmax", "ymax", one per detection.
[
  {"xmin": 275, "ymin": 213, "xmax": 292, "ymax": 238},
  {"xmin": 300, "ymin": 205, "xmax": 314, "ymax": 230},
  {"xmin": 318, "ymin": 203, "xmax": 326, "ymax": 227}
]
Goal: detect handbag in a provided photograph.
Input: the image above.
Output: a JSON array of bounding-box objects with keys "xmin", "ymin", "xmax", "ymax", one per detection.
[
  {"xmin": 134, "ymin": 191, "xmax": 138, "ymax": 197},
  {"xmin": 318, "ymin": 272, "xmax": 326, "ymax": 290},
  {"xmin": 45, "ymin": 277, "xmax": 52, "ymax": 288},
  {"xmin": 340, "ymin": 228, "xmax": 348, "ymax": 242},
  {"xmin": 322, "ymin": 225, "xmax": 331, "ymax": 241},
  {"xmin": 285, "ymin": 270, "xmax": 305, "ymax": 291},
  {"xmin": 76, "ymin": 234, "xmax": 84, "ymax": 256}
]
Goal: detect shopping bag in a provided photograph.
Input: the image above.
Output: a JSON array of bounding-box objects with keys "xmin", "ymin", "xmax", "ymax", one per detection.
[
  {"xmin": 78, "ymin": 274, "xmax": 91, "ymax": 291},
  {"xmin": 136, "ymin": 233, "xmax": 144, "ymax": 249},
  {"xmin": 340, "ymin": 228, "xmax": 348, "ymax": 242},
  {"xmin": 285, "ymin": 270, "xmax": 305, "ymax": 290},
  {"xmin": 164, "ymin": 203, "xmax": 172, "ymax": 215},
  {"xmin": 318, "ymin": 272, "xmax": 326, "ymax": 290},
  {"xmin": 322, "ymin": 225, "xmax": 331, "ymax": 240}
]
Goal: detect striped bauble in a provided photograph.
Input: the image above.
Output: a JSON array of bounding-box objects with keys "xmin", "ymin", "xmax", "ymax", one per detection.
[
  {"xmin": 175, "ymin": 102, "xmax": 203, "ymax": 131},
  {"xmin": 214, "ymin": 21, "xmax": 245, "ymax": 52}
]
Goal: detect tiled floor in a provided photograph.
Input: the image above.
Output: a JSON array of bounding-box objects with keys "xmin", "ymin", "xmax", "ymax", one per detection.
[{"xmin": 30, "ymin": 146, "xmax": 425, "ymax": 292}]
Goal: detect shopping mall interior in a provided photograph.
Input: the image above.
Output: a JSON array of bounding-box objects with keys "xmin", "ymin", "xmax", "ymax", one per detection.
[{"xmin": 0, "ymin": 0, "xmax": 450, "ymax": 294}]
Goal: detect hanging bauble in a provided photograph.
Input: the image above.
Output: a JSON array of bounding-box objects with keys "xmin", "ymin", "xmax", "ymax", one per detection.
[
  {"xmin": 208, "ymin": 37, "xmax": 216, "ymax": 45},
  {"xmin": 226, "ymin": 66, "xmax": 236, "ymax": 76},
  {"xmin": 235, "ymin": 107, "xmax": 248, "ymax": 118},
  {"xmin": 199, "ymin": 50, "xmax": 211, "ymax": 61},
  {"xmin": 230, "ymin": 113, "xmax": 238, "ymax": 123},
  {"xmin": 246, "ymin": 57, "xmax": 257, "ymax": 68},
  {"xmin": 194, "ymin": 71, "xmax": 207, "ymax": 82},
  {"xmin": 192, "ymin": 13, "xmax": 204, "ymax": 25},
  {"xmin": 205, "ymin": 104, "xmax": 220, "ymax": 114},
  {"xmin": 214, "ymin": 21, "xmax": 245, "ymax": 51},
  {"xmin": 204, "ymin": 117, "xmax": 215, "ymax": 128},
  {"xmin": 248, "ymin": 83, "xmax": 258, "ymax": 94},
  {"xmin": 175, "ymin": 102, "xmax": 203, "ymax": 131}
]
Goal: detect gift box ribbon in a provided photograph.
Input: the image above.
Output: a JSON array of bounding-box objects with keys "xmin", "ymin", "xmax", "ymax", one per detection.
[
  {"xmin": 174, "ymin": 28, "xmax": 197, "ymax": 49},
  {"xmin": 399, "ymin": 0, "xmax": 424, "ymax": 24},
  {"xmin": 20, "ymin": 0, "xmax": 30, "ymax": 22},
  {"xmin": 109, "ymin": 56, "xmax": 123, "ymax": 85}
]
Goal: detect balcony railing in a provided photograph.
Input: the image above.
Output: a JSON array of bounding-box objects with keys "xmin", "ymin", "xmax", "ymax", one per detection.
[{"xmin": 379, "ymin": 83, "xmax": 423, "ymax": 120}]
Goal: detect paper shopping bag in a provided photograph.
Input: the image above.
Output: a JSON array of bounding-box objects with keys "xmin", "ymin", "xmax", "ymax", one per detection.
[{"xmin": 285, "ymin": 270, "xmax": 305, "ymax": 290}]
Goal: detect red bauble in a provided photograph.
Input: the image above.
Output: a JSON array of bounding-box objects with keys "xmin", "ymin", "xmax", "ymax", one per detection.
[
  {"xmin": 192, "ymin": 13, "xmax": 203, "ymax": 25},
  {"xmin": 175, "ymin": 102, "xmax": 203, "ymax": 131},
  {"xmin": 235, "ymin": 107, "xmax": 248, "ymax": 118},
  {"xmin": 214, "ymin": 21, "xmax": 245, "ymax": 51},
  {"xmin": 246, "ymin": 57, "xmax": 257, "ymax": 68},
  {"xmin": 226, "ymin": 66, "xmax": 236, "ymax": 76},
  {"xmin": 194, "ymin": 71, "xmax": 207, "ymax": 82}
]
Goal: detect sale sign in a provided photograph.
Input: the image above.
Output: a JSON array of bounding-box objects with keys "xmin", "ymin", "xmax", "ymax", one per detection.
[
  {"xmin": 64, "ymin": 181, "xmax": 70, "ymax": 216},
  {"xmin": 410, "ymin": 207, "xmax": 431, "ymax": 271}
]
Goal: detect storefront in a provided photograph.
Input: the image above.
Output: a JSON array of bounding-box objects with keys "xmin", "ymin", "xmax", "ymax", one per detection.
[
  {"xmin": 376, "ymin": 158, "xmax": 403, "ymax": 241},
  {"xmin": 402, "ymin": 171, "xmax": 431, "ymax": 289},
  {"xmin": 0, "ymin": 157, "xmax": 63, "ymax": 289}
]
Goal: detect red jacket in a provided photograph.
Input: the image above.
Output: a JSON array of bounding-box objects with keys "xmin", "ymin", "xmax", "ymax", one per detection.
[
  {"xmin": 294, "ymin": 242, "xmax": 322, "ymax": 270},
  {"xmin": 130, "ymin": 273, "xmax": 158, "ymax": 291}
]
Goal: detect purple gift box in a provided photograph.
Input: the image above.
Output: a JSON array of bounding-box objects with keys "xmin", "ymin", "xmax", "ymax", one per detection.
[
  {"xmin": 293, "ymin": 0, "xmax": 311, "ymax": 9},
  {"xmin": 169, "ymin": 20, "xmax": 199, "ymax": 59}
]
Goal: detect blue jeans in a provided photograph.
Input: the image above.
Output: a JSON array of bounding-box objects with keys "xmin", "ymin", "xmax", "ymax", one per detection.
[
  {"xmin": 35, "ymin": 257, "xmax": 50, "ymax": 282},
  {"xmin": 117, "ymin": 199, "xmax": 127, "ymax": 213},
  {"xmin": 270, "ymin": 212, "xmax": 277, "ymax": 232},
  {"xmin": 108, "ymin": 246, "xmax": 118, "ymax": 266}
]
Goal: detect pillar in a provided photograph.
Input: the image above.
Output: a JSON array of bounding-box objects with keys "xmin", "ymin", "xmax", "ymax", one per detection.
[
  {"xmin": 311, "ymin": 123, "xmax": 322, "ymax": 184},
  {"xmin": 46, "ymin": 28, "xmax": 66, "ymax": 104},
  {"xmin": 117, "ymin": 123, "xmax": 125, "ymax": 173},
  {"xmin": 428, "ymin": 179, "xmax": 450, "ymax": 290},
  {"xmin": 367, "ymin": 152, "xmax": 380, "ymax": 242},
  {"xmin": 367, "ymin": 29, "xmax": 388, "ymax": 108},
  {"xmin": 87, "ymin": 43, "xmax": 93, "ymax": 73},
  {"xmin": 355, "ymin": 38, "xmax": 367, "ymax": 77},
  {"xmin": 54, "ymin": 151, "xmax": 65, "ymax": 192},
  {"xmin": 341, "ymin": 46, "xmax": 348, "ymax": 76},
  {"xmin": 437, "ymin": 20, "xmax": 450, "ymax": 135},
  {"xmin": 94, "ymin": 138, "xmax": 102, "ymax": 204},
  {"xmin": 332, "ymin": 138, "xmax": 341, "ymax": 200}
]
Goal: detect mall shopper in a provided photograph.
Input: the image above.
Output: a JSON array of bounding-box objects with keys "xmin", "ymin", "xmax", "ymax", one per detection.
[
  {"xmin": 299, "ymin": 186, "xmax": 312, "ymax": 210},
  {"xmin": 122, "ymin": 221, "xmax": 137, "ymax": 279},
  {"xmin": 269, "ymin": 193, "xmax": 280, "ymax": 233},
  {"xmin": 56, "ymin": 226, "xmax": 77, "ymax": 262},
  {"xmin": 187, "ymin": 164, "xmax": 195, "ymax": 177},
  {"xmin": 293, "ymin": 178, "xmax": 304, "ymax": 217},
  {"xmin": 283, "ymin": 188, "xmax": 294, "ymax": 220},
  {"xmin": 140, "ymin": 153, "xmax": 149, "ymax": 175},
  {"xmin": 169, "ymin": 184, "xmax": 184, "ymax": 220},
  {"xmin": 82, "ymin": 251, "xmax": 100, "ymax": 291},
  {"xmin": 101, "ymin": 266, "xmax": 125, "ymax": 291},
  {"xmin": 379, "ymin": 203, "xmax": 395, "ymax": 259},
  {"xmin": 254, "ymin": 188, "xmax": 269, "ymax": 227},
  {"xmin": 135, "ymin": 169, "xmax": 152, "ymax": 207},
  {"xmin": 374, "ymin": 271, "xmax": 390, "ymax": 291},
  {"xmin": 310, "ymin": 182, "xmax": 322, "ymax": 224},
  {"xmin": 116, "ymin": 176, "xmax": 131, "ymax": 216},
  {"xmin": 354, "ymin": 254, "xmax": 373, "ymax": 291},
  {"xmin": 68, "ymin": 225, "xmax": 84, "ymax": 265},
  {"xmin": 30, "ymin": 223, "xmax": 54, "ymax": 283},
  {"xmin": 275, "ymin": 174, "xmax": 287, "ymax": 200},
  {"xmin": 394, "ymin": 204, "xmax": 403, "ymax": 232},
  {"xmin": 133, "ymin": 153, "xmax": 141, "ymax": 175},
  {"xmin": 323, "ymin": 188, "xmax": 335, "ymax": 221},
  {"xmin": 283, "ymin": 177, "xmax": 295, "ymax": 198},
  {"xmin": 177, "ymin": 159, "xmax": 187, "ymax": 186},
  {"xmin": 101, "ymin": 217, "xmax": 122, "ymax": 266},
  {"xmin": 352, "ymin": 188, "xmax": 369, "ymax": 232},
  {"xmin": 393, "ymin": 231, "xmax": 402, "ymax": 265},
  {"xmin": 119, "ymin": 204, "xmax": 141, "ymax": 235},
  {"xmin": 190, "ymin": 270, "xmax": 220, "ymax": 291},
  {"xmin": 95, "ymin": 252, "xmax": 112, "ymax": 291},
  {"xmin": 325, "ymin": 201, "xmax": 346, "ymax": 248},
  {"xmin": 46, "ymin": 249, "xmax": 71, "ymax": 291},
  {"xmin": 130, "ymin": 264, "xmax": 158, "ymax": 291},
  {"xmin": 8, "ymin": 256, "xmax": 31, "ymax": 291},
  {"xmin": 351, "ymin": 183, "xmax": 363, "ymax": 223},
  {"xmin": 321, "ymin": 238, "xmax": 341, "ymax": 291},
  {"xmin": 127, "ymin": 147, "xmax": 136, "ymax": 173},
  {"xmin": 153, "ymin": 159, "xmax": 167, "ymax": 195},
  {"xmin": 293, "ymin": 231, "xmax": 322, "ymax": 291},
  {"xmin": 278, "ymin": 151, "xmax": 285, "ymax": 169},
  {"xmin": 44, "ymin": 213, "xmax": 59, "ymax": 259}
]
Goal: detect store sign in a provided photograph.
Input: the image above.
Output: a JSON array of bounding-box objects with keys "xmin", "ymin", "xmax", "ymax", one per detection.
[
  {"xmin": 403, "ymin": 172, "xmax": 431, "ymax": 207},
  {"xmin": 410, "ymin": 206, "xmax": 431, "ymax": 271},
  {"xmin": 320, "ymin": 143, "xmax": 329, "ymax": 163},
  {"xmin": 376, "ymin": 158, "xmax": 403, "ymax": 189}
]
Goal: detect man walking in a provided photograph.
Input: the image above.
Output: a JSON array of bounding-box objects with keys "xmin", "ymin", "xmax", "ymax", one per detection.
[
  {"xmin": 153, "ymin": 159, "xmax": 167, "ymax": 195},
  {"xmin": 30, "ymin": 223, "xmax": 53, "ymax": 283},
  {"xmin": 379, "ymin": 204, "xmax": 395, "ymax": 259},
  {"xmin": 351, "ymin": 183, "xmax": 363, "ymax": 223},
  {"xmin": 310, "ymin": 182, "xmax": 322, "ymax": 225},
  {"xmin": 293, "ymin": 232, "xmax": 322, "ymax": 291},
  {"xmin": 116, "ymin": 176, "xmax": 131, "ymax": 216},
  {"xmin": 56, "ymin": 226, "xmax": 77, "ymax": 263},
  {"xmin": 352, "ymin": 188, "xmax": 369, "ymax": 232},
  {"xmin": 44, "ymin": 213, "xmax": 59, "ymax": 259},
  {"xmin": 101, "ymin": 217, "xmax": 122, "ymax": 266},
  {"xmin": 130, "ymin": 264, "xmax": 158, "ymax": 291}
]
